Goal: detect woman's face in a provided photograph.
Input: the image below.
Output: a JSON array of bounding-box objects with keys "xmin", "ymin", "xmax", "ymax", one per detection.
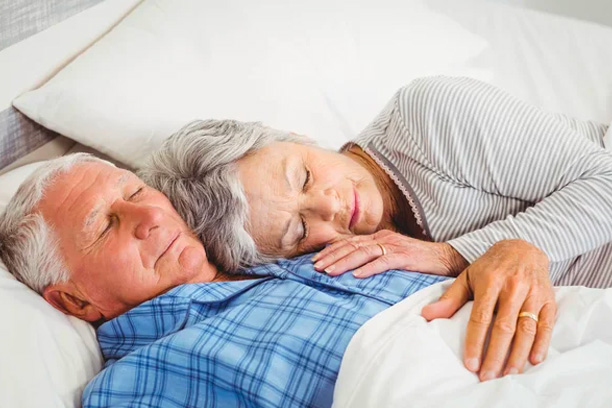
[{"xmin": 236, "ymin": 142, "xmax": 385, "ymax": 258}]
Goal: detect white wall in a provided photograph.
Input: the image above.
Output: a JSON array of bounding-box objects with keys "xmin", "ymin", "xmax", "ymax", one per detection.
[{"xmin": 490, "ymin": 0, "xmax": 612, "ymax": 27}]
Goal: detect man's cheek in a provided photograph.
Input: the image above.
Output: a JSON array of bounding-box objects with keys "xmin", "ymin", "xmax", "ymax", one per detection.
[{"xmin": 179, "ymin": 246, "xmax": 205, "ymax": 276}]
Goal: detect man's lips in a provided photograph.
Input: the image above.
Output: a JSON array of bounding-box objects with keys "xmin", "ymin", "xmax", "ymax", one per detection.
[
  {"xmin": 155, "ymin": 232, "xmax": 180, "ymax": 267},
  {"xmin": 349, "ymin": 188, "xmax": 360, "ymax": 229}
]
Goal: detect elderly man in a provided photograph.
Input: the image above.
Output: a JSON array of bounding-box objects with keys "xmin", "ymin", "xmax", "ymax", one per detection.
[
  {"xmin": 0, "ymin": 154, "xmax": 221, "ymax": 321},
  {"xmin": 0, "ymin": 153, "xmax": 448, "ymax": 408}
]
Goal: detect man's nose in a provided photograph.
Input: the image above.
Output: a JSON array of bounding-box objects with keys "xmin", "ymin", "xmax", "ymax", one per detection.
[
  {"xmin": 305, "ymin": 189, "xmax": 341, "ymax": 222},
  {"xmin": 118, "ymin": 202, "xmax": 164, "ymax": 240}
]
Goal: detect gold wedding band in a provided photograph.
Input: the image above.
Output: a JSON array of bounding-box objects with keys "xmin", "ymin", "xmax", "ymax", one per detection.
[
  {"xmin": 518, "ymin": 311, "xmax": 539, "ymax": 323},
  {"xmin": 376, "ymin": 243, "xmax": 387, "ymax": 256}
]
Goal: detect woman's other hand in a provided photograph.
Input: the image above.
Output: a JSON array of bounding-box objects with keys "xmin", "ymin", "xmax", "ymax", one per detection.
[
  {"xmin": 311, "ymin": 229, "xmax": 468, "ymax": 278},
  {"xmin": 421, "ymin": 239, "xmax": 556, "ymax": 381}
]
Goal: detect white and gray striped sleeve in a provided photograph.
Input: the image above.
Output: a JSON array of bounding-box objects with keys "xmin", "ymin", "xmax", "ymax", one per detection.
[{"xmin": 396, "ymin": 76, "xmax": 612, "ymax": 264}]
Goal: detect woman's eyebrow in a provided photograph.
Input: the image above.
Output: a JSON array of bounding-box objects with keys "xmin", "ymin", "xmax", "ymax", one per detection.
[
  {"xmin": 279, "ymin": 157, "xmax": 301, "ymax": 250},
  {"xmin": 279, "ymin": 217, "xmax": 293, "ymax": 250},
  {"xmin": 282, "ymin": 157, "xmax": 293, "ymax": 191}
]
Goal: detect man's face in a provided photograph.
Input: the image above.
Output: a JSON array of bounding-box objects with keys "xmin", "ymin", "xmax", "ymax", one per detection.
[{"xmin": 39, "ymin": 162, "xmax": 217, "ymax": 321}]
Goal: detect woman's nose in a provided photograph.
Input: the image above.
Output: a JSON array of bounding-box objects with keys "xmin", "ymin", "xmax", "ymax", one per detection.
[
  {"xmin": 118, "ymin": 202, "xmax": 164, "ymax": 240},
  {"xmin": 305, "ymin": 189, "xmax": 340, "ymax": 221}
]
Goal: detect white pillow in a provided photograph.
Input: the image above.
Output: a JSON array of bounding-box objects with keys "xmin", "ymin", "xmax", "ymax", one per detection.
[
  {"xmin": 0, "ymin": 162, "xmax": 103, "ymax": 408},
  {"xmin": 13, "ymin": 0, "xmax": 487, "ymax": 168}
]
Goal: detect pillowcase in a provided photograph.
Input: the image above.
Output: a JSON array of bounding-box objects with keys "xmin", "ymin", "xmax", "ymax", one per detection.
[
  {"xmin": 13, "ymin": 0, "xmax": 487, "ymax": 168},
  {"xmin": 0, "ymin": 162, "xmax": 103, "ymax": 408}
]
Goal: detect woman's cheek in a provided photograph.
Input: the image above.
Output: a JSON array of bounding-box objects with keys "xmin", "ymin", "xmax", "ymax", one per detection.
[
  {"xmin": 357, "ymin": 197, "xmax": 376, "ymax": 232},
  {"xmin": 356, "ymin": 221, "xmax": 377, "ymax": 236}
]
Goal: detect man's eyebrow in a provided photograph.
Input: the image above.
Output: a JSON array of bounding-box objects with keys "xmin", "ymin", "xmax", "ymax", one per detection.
[
  {"xmin": 116, "ymin": 173, "xmax": 129, "ymax": 188},
  {"xmin": 82, "ymin": 207, "xmax": 101, "ymax": 243},
  {"xmin": 82, "ymin": 174, "xmax": 128, "ymax": 232},
  {"xmin": 84, "ymin": 209, "xmax": 99, "ymax": 228}
]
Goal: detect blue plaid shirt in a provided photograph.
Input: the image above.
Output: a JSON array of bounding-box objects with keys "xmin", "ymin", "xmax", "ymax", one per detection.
[{"xmin": 83, "ymin": 255, "xmax": 447, "ymax": 408}]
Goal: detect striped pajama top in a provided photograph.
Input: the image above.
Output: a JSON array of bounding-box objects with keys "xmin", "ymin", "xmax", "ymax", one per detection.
[{"xmin": 348, "ymin": 77, "xmax": 612, "ymax": 288}]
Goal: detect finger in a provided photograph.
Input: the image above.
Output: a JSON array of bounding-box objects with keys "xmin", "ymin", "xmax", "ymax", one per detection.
[
  {"xmin": 463, "ymin": 282, "xmax": 501, "ymax": 374},
  {"xmin": 352, "ymin": 253, "xmax": 402, "ymax": 278},
  {"xmin": 421, "ymin": 272, "xmax": 472, "ymax": 321},
  {"xmin": 372, "ymin": 229, "xmax": 395, "ymax": 239},
  {"xmin": 312, "ymin": 235, "xmax": 371, "ymax": 262},
  {"xmin": 324, "ymin": 243, "xmax": 383, "ymax": 276},
  {"xmin": 530, "ymin": 300, "xmax": 556, "ymax": 365},
  {"xmin": 479, "ymin": 282, "xmax": 528, "ymax": 381},
  {"xmin": 313, "ymin": 241, "xmax": 365, "ymax": 272},
  {"xmin": 502, "ymin": 297, "xmax": 540, "ymax": 376},
  {"xmin": 311, "ymin": 240, "xmax": 354, "ymax": 263}
]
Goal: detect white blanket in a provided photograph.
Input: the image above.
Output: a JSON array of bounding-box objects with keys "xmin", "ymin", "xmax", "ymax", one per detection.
[{"xmin": 333, "ymin": 281, "xmax": 612, "ymax": 408}]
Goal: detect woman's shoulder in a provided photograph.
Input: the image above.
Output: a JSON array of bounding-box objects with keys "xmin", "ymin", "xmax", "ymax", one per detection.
[{"xmin": 348, "ymin": 76, "xmax": 492, "ymax": 156}]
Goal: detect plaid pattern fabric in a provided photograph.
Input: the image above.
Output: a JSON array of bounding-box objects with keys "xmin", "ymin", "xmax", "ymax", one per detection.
[{"xmin": 83, "ymin": 254, "xmax": 447, "ymax": 408}]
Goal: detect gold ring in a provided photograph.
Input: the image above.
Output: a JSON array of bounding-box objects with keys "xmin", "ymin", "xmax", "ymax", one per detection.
[
  {"xmin": 518, "ymin": 311, "xmax": 539, "ymax": 323},
  {"xmin": 376, "ymin": 243, "xmax": 387, "ymax": 256}
]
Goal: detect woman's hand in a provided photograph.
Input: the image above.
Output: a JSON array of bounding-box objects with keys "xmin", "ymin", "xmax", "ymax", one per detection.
[
  {"xmin": 421, "ymin": 239, "xmax": 556, "ymax": 381},
  {"xmin": 311, "ymin": 229, "xmax": 468, "ymax": 277}
]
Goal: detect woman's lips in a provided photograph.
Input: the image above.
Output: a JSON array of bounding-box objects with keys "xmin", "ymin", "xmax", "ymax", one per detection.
[{"xmin": 349, "ymin": 188, "xmax": 360, "ymax": 229}]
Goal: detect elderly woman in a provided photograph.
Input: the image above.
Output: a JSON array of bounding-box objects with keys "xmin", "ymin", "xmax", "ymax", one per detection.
[{"xmin": 139, "ymin": 77, "xmax": 612, "ymax": 382}]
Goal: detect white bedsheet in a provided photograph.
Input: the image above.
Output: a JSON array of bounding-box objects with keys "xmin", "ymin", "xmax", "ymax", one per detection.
[{"xmin": 333, "ymin": 280, "xmax": 612, "ymax": 408}]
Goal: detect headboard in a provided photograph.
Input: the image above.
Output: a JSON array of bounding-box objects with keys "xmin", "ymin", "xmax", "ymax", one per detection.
[{"xmin": 0, "ymin": 0, "xmax": 140, "ymax": 172}]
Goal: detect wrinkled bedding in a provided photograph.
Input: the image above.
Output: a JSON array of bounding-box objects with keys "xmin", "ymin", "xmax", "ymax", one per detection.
[{"xmin": 333, "ymin": 280, "xmax": 612, "ymax": 408}]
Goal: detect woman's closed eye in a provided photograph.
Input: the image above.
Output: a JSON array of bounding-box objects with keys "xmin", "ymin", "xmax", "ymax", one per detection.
[
  {"xmin": 303, "ymin": 168, "xmax": 311, "ymax": 190},
  {"xmin": 299, "ymin": 216, "xmax": 309, "ymax": 242},
  {"xmin": 298, "ymin": 168, "xmax": 311, "ymax": 243}
]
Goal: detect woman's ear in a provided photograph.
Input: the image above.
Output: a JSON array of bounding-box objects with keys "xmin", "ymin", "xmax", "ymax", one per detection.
[{"xmin": 43, "ymin": 283, "xmax": 103, "ymax": 322}]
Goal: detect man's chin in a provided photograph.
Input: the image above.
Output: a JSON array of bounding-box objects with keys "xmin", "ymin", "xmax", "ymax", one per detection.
[{"xmin": 180, "ymin": 246, "xmax": 216, "ymax": 283}]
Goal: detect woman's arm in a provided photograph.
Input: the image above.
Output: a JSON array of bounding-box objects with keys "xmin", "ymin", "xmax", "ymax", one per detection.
[
  {"xmin": 316, "ymin": 76, "xmax": 612, "ymax": 278},
  {"xmin": 399, "ymin": 77, "xmax": 612, "ymax": 267}
]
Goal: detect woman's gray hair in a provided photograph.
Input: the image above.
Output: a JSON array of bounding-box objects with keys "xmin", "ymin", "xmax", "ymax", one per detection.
[
  {"xmin": 139, "ymin": 119, "xmax": 314, "ymax": 272},
  {"xmin": 0, "ymin": 153, "xmax": 114, "ymax": 293}
]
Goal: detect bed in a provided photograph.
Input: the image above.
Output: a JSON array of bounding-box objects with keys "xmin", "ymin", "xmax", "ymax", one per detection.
[{"xmin": 1, "ymin": 1, "xmax": 612, "ymax": 407}]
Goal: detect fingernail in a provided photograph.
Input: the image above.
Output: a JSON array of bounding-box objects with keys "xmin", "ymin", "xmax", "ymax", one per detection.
[
  {"xmin": 481, "ymin": 371, "xmax": 496, "ymax": 381},
  {"xmin": 324, "ymin": 265, "xmax": 335, "ymax": 274},
  {"xmin": 533, "ymin": 354, "xmax": 543, "ymax": 364},
  {"xmin": 505, "ymin": 367, "xmax": 519, "ymax": 375},
  {"xmin": 311, "ymin": 254, "xmax": 319, "ymax": 261},
  {"xmin": 353, "ymin": 270, "xmax": 364, "ymax": 278},
  {"xmin": 466, "ymin": 358, "xmax": 479, "ymax": 372},
  {"xmin": 314, "ymin": 261, "xmax": 323, "ymax": 269}
]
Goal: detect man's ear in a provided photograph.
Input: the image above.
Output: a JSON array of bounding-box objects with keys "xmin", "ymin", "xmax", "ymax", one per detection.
[{"xmin": 43, "ymin": 283, "xmax": 103, "ymax": 322}]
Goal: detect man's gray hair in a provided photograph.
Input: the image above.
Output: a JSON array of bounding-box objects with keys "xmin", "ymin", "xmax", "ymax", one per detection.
[
  {"xmin": 0, "ymin": 153, "xmax": 114, "ymax": 293},
  {"xmin": 139, "ymin": 119, "xmax": 314, "ymax": 272}
]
